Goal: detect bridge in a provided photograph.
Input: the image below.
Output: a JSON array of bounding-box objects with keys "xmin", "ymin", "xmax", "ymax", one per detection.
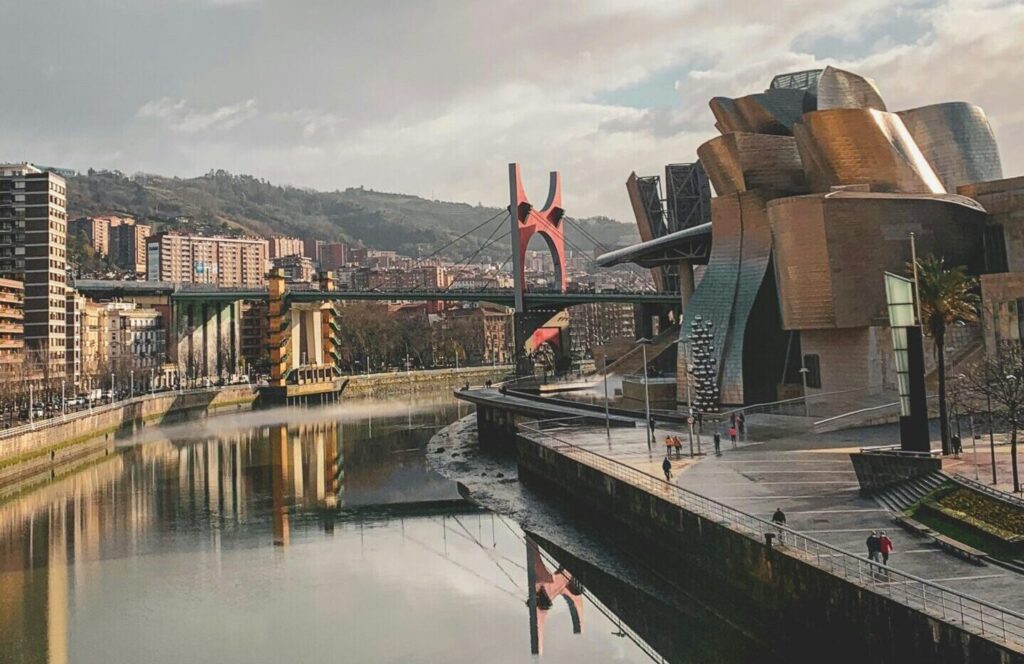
[{"xmin": 74, "ymin": 163, "xmax": 687, "ymax": 399}]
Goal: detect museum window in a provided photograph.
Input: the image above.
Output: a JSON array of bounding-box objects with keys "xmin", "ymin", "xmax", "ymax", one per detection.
[{"xmin": 802, "ymin": 354, "xmax": 822, "ymax": 389}]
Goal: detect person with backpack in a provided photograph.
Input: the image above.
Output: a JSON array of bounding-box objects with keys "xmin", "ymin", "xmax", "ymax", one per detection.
[{"xmin": 662, "ymin": 456, "xmax": 672, "ymax": 483}]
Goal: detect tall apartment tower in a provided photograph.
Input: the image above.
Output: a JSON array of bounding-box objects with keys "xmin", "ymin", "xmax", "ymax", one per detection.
[{"xmin": 0, "ymin": 164, "xmax": 67, "ymax": 375}]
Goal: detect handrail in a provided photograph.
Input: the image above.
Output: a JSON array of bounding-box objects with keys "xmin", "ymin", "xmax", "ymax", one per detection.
[
  {"xmin": 857, "ymin": 445, "xmax": 941, "ymax": 459},
  {"xmin": 814, "ymin": 394, "xmax": 939, "ymax": 430},
  {"xmin": 516, "ymin": 417, "xmax": 1024, "ymax": 648},
  {"xmin": 951, "ymin": 473, "xmax": 1024, "ymax": 509}
]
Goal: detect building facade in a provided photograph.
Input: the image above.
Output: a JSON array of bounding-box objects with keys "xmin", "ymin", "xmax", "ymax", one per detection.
[
  {"xmin": 110, "ymin": 219, "xmax": 151, "ymax": 273},
  {"xmin": 0, "ymin": 164, "xmax": 68, "ymax": 376},
  {"xmin": 106, "ymin": 302, "xmax": 165, "ymax": 371},
  {"xmin": 268, "ymin": 236, "xmax": 304, "ymax": 259},
  {"xmin": 0, "ymin": 278, "xmax": 24, "ymax": 376},
  {"xmin": 272, "ymin": 254, "xmax": 315, "ymax": 283},
  {"xmin": 147, "ymin": 233, "xmax": 269, "ymax": 287}
]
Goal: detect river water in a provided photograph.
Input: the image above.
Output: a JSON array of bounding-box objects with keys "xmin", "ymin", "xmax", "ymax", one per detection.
[{"xmin": 0, "ymin": 395, "xmax": 658, "ymax": 664}]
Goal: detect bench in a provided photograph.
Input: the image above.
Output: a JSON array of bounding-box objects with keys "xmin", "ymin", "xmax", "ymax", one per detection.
[{"xmin": 930, "ymin": 533, "xmax": 989, "ymax": 566}]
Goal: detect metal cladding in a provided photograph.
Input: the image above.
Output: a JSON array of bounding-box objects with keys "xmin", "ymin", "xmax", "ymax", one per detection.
[
  {"xmin": 681, "ymin": 191, "xmax": 774, "ymax": 405},
  {"xmin": 793, "ymin": 108, "xmax": 945, "ymax": 194},
  {"xmin": 769, "ymin": 192, "xmax": 987, "ymax": 330},
  {"xmin": 816, "ymin": 66, "xmax": 887, "ymax": 111},
  {"xmin": 897, "ymin": 102, "xmax": 1003, "ymax": 191},
  {"xmin": 697, "ymin": 132, "xmax": 808, "ymax": 196},
  {"xmin": 614, "ymin": 65, "xmax": 1011, "ymax": 404},
  {"xmin": 710, "ymin": 88, "xmax": 814, "ymax": 135}
]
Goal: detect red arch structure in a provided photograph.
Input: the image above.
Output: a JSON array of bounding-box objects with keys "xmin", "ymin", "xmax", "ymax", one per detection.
[{"xmin": 509, "ymin": 163, "xmax": 567, "ymax": 313}]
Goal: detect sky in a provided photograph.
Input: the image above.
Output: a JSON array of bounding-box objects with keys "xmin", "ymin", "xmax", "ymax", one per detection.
[{"xmin": 1, "ymin": 0, "xmax": 1023, "ymax": 223}]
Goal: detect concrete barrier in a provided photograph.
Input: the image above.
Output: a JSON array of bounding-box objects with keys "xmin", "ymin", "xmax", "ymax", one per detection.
[{"xmin": 343, "ymin": 366, "xmax": 510, "ymax": 399}]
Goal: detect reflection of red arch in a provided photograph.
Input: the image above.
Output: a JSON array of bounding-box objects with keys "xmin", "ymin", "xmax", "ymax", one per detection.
[
  {"xmin": 509, "ymin": 163, "xmax": 567, "ymax": 296},
  {"xmin": 526, "ymin": 537, "xmax": 583, "ymax": 655}
]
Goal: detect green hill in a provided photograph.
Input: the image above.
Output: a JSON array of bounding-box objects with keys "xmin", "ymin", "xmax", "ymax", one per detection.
[{"xmin": 66, "ymin": 169, "xmax": 638, "ymax": 261}]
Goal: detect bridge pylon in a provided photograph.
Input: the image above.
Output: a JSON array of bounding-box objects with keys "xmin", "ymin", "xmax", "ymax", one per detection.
[{"xmin": 508, "ymin": 163, "xmax": 570, "ymax": 376}]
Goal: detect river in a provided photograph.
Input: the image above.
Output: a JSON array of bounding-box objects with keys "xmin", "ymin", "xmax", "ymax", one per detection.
[{"xmin": 0, "ymin": 395, "xmax": 661, "ymax": 663}]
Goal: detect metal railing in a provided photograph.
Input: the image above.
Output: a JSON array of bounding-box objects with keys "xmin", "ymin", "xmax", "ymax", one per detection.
[
  {"xmin": 517, "ymin": 418, "xmax": 1024, "ymax": 648},
  {"xmin": 0, "ymin": 386, "xmax": 247, "ymax": 456},
  {"xmin": 951, "ymin": 473, "xmax": 1024, "ymax": 509},
  {"xmin": 857, "ymin": 445, "xmax": 942, "ymax": 459},
  {"xmin": 814, "ymin": 394, "xmax": 940, "ymax": 432}
]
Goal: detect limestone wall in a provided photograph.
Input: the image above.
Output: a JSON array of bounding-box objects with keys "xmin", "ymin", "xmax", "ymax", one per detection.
[{"xmin": 343, "ymin": 366, "xmax": 511, "ymax": 399}]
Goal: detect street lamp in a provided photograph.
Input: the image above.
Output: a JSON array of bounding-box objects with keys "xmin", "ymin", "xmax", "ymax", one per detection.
[
  {"xmin": 637, "ymin": 337, "xmax": 653, "ymax": 452},
  {"xmin": 603, "ymin": 354, "xmax": 610, "ymax": 441},
  {"xmin": 798, "ymin": 366, "xmax": 810, "ymax": 417},
  {"xmin": 958, "ymin": 373, "xmax": 980, "ymax": 482}
]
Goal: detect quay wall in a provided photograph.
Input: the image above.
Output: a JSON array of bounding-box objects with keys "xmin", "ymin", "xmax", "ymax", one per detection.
[
  {"xmin": 516, "ymin": 432, "xmax": 1023, "ymax": 664},
  {"xmin": 343, "ymin": 366, "xmax": 511, "ymax": 399},
  {"xmin": 0, "ymin": 387, "xmax": 256, "ymax": 490}
]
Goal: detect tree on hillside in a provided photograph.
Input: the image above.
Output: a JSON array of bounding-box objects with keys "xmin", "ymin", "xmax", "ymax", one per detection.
[{"xmin": 911, "ymin": 255, "xmax": 979, "ymax": 455}]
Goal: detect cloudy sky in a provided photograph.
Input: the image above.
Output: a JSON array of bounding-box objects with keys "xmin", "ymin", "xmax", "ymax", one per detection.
[{"xmin": 2, "ymin": 0, "xmax": 1022, "ymax": 221}]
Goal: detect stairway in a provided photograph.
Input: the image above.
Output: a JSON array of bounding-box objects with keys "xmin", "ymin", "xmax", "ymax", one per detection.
[
  {"xmin": 595, "ymin": 325, "xmax": 680, "ymax": 377},
  {"xmin": 874, "ymin": 471, "xmax": 948, "ymax": 512}
]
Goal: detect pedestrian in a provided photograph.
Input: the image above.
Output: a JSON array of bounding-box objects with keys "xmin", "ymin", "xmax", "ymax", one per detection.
[
  {"xmin": 737, "ymin": 412, "xmax": 745, "ymax": 435},
  {"xmin": 951, "ymin": 434, "xmax": 963, "ymax": 457},
  {"xmin": 729, "ymin": 426, "xmax": 737, "ymax": 446},
  {"xmin": 771, "ymin": 507, "xmax": 787, "ymax": 545},
  {"xmin": 879, "ymin": 531, "xmax": 894, "ymax": 566},
  {"xmin": 662, "ymin": 456, "xmax": 672, "ymax": 482},
  {"xmin": 866, "ymin": 531, "xmax": 881, "ymax": 563},
  {"xmin": 713, "ymin": 432, "xmax": 721, "ymax": 456},
  {"xmin": 649, "ymin": 416, "xmax": 657, "ymax": 438}
]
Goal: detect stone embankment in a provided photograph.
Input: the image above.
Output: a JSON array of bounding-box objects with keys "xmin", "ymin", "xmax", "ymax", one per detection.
[
  {"xmin": 0, "ymin": 386, "xmax": 257, "ymax": 492},
  {"xmin": 343, "ymin": 366, "xmax": 510, "ymax": 398}
]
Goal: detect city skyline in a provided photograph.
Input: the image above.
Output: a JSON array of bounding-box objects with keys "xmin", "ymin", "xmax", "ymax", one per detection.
[{"xmin": 1, "ymin": 1, "xmax": 1022, "ymax": 222}]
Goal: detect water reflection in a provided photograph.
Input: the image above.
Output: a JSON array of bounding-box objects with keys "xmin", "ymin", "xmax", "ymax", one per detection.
[{"xmin": 0, "ymin": 398, "xmax": 662, "ymax": 663}]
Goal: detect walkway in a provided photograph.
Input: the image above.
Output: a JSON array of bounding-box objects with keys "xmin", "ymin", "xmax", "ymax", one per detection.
[{"xmin": 560, "ymin": 423, "xmax": 1024, "ymax": 615}]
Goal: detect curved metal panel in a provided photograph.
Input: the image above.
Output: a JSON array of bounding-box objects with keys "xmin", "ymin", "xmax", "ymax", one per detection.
[
  {"xmin": 697, "ymin": 133, "xmax": 807, "ymax": 197},
  {"xmin": 681, "ymin": 192, "xmax": 774, "ymax": 405},
  {"xmin": 794, "ymin": 108, "xmax": 945, "ymax": 194},
  {"xmin": 817, "ymin": 66, "xmax": 887, "ymax": 111},
  {"xmin": 711, "ymin": 89, "xmax": 813, "ymax": 135},
  {"xmin": 897, "ymin": 102, "xmax": 1003, "ymax": 190}
]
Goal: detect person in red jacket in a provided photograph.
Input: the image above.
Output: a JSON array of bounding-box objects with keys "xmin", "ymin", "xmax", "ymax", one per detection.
[{"xmin": 878, "ymin": 531, "xmax": 894, "ymax": 566}]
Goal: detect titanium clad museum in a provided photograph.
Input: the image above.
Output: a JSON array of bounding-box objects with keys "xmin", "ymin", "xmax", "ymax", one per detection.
[{"xmin": 611, "ymin": 66, "xmax": 1024, "ymax": 410}]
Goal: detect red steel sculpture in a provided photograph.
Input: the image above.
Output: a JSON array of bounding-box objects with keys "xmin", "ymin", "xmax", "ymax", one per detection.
[{"xmin": 508, "ymin": 162, "xmax": 567, "ymax": 313}]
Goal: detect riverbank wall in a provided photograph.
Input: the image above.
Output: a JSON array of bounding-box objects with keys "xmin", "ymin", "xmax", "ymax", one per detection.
[
  {"xmin": 516, "ymin": 431, "xmax": 1024, "ymax": 664},
  {"xmin": 343, "ymin": 366, "xmax": 511, "ymax": 399},
  {"xmin": 0, "ymin": 386, "xmax": 257, "ymax": 492}
]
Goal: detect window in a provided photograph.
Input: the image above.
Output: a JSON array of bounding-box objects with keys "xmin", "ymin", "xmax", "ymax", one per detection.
[
  {"xmin": 984, "ymin": 225, "xmax": 1009, "ymax": 273},
  {"xmin": 802, "ymin": 354, "xmax": 822, "ymax": 389}
]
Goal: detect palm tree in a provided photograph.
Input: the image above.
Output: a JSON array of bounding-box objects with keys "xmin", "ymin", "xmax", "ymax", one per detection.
[{"xmin": 912, "ymin": 256, "xmax": 979, "ymax": 455}]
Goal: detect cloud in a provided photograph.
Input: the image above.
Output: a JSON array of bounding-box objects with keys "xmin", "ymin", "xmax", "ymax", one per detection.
[
  {"xmin": 1, "ymin": 0, "xmax": 1022, "ymax": 224},
  {"xmin": 136, "ymin": 98, "xmax": 258, "ymax": 134}
]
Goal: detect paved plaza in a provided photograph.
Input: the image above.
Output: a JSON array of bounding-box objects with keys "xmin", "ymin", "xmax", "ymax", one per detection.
[{"xmin": 555, "ymin": 421, "xmax": 1024, "ymax": 614}]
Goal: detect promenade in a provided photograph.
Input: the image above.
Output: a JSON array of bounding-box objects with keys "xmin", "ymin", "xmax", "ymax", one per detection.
[{"xmin": 544, "ymin": 420, "xmax": 1024, "ymax": 615}]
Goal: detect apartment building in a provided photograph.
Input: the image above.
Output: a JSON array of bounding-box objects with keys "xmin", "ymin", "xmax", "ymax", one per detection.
[
  {"xmin": 0, "ymin": 164, "xmax": 67, "ymax": 375},
  {"xmin": 271, "ymin": 254, "xmax": 315, "ymax": 283},
  {"xmin": 71, "ymin": 216, "xmax": 112, "ymax": 256},
  {"xmin": 0, "ymin": 278, "xmax": 24, "ymax": 375},
  {"xmin": 106, "ymin": 302, "xmax": 165, "ymax": 370},
  {"xmin": 146, "ymin": 233, "xmax": 268, "ymax": 287},
  {"xmin": 268, "ymin": 236, "xmax": 304, "ymax": 259},
  {"xmin": 110, "ymin": 219, "xmax": 151, "ymax": 273}
]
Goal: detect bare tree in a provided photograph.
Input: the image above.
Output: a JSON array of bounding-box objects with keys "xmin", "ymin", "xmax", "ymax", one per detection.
[{"xmin": 964, "ymin": 343, "xmax": 1024, "ymax": 493}]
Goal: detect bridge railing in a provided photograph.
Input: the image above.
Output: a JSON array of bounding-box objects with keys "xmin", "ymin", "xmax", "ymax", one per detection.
[{"xmin": 516, "ymin": 418, "xmax": 1024, "ymax": 648}]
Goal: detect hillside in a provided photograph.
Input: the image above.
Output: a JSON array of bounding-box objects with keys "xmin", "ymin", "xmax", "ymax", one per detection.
[{"xmin": 66, "ymin": 170, "xmax": 639, "ymax": 261}]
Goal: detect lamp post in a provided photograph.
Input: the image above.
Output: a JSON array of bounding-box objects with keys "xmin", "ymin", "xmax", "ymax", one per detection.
[
  {"xmin": 799, "ymin": 366, "xmax": 810, "ymax": 417},
  {"xmin": 638, "ymin": 337, "xmax": 652, "ymax": 452},
  {"xmin": 603, "ymin": 355, "xmax": 610, "ymax": 441},
  {"xmin": 111, "ymin": 372, "xmax": 115, "ymax": 402}
]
